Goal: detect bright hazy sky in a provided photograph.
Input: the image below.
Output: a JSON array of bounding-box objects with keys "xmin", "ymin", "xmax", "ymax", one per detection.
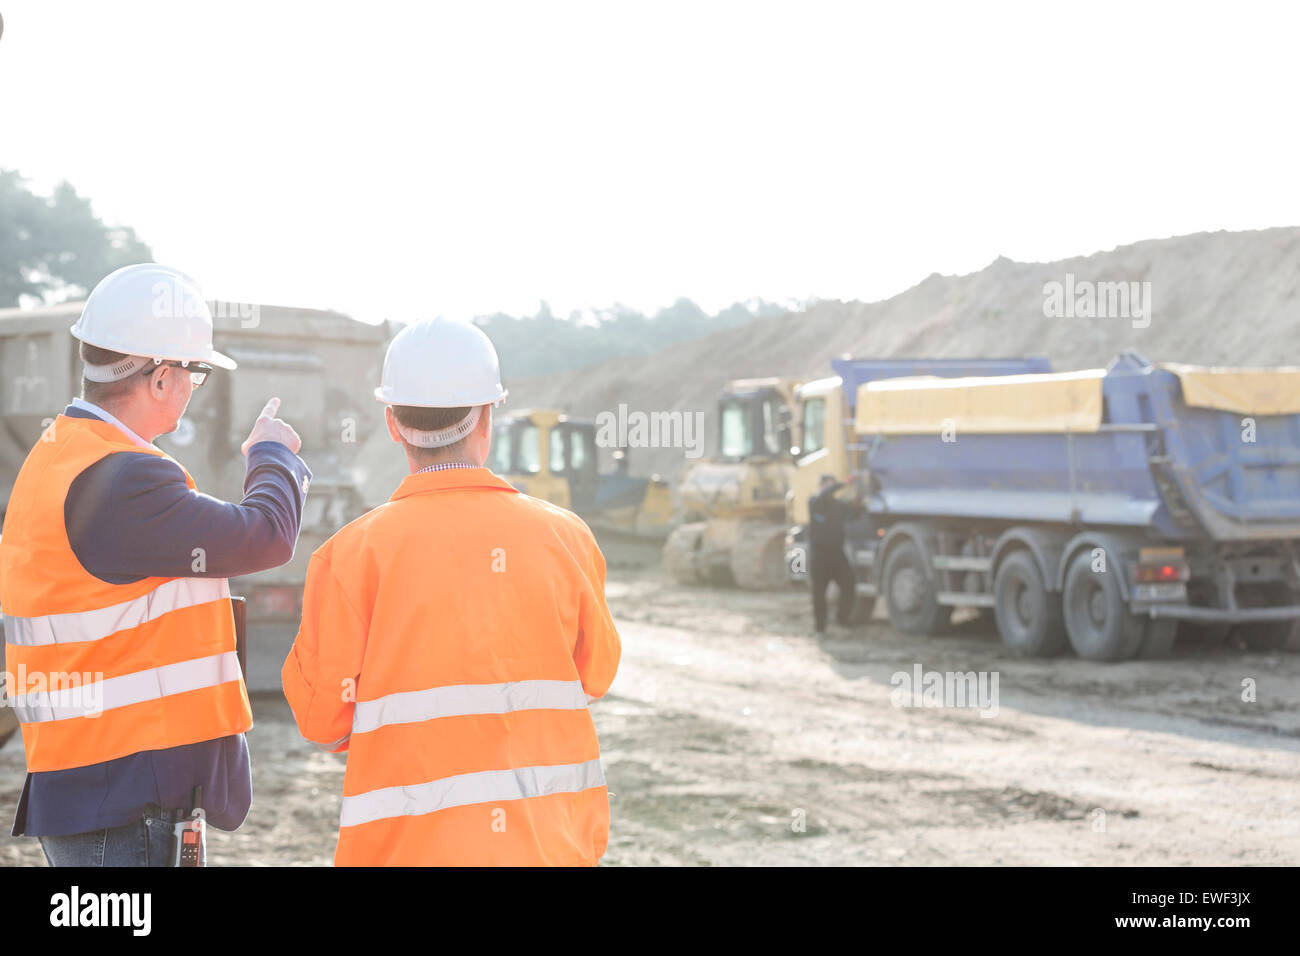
[{"xmin": 4, "ymin": 1, "xmax": 1298, "ymax": 324}]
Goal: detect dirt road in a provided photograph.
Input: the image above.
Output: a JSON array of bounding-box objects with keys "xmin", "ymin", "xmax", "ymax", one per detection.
[{"xmin": 2, "ymin": 565, "xmax": 1297, "ymax": 866}]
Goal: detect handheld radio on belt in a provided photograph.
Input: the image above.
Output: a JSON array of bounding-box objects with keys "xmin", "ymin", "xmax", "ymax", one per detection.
[{"xmin": 171, "ymin": 785, "xmax": 207, "ymax": 867}]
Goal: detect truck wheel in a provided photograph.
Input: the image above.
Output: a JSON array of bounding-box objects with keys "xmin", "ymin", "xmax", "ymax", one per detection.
[
  {"xmin": 883, "ymin": 540, "xmax": 947, "ymax": 635},
  {"xmin": 993, "ymin": 550, "xmax": 1065, "ymax": 657},
  {"xmin": 1062, "ymin": 549, "xmax": 1144, "ymax": 661},
  {"xmin": 1136, "ymin": 618, "xmax": 1178, "ymax": 659}
]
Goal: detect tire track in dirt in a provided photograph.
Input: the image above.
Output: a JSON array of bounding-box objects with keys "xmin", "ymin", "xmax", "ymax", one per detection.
[{"xmin": 597, "ymin": 570, "xmax": 1300, "ymax": 865}]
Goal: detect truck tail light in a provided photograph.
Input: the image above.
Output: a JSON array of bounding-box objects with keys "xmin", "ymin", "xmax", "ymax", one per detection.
[{"xmin": 1136, "ymin": 547, "xmax": 1190, "ymax": 583}]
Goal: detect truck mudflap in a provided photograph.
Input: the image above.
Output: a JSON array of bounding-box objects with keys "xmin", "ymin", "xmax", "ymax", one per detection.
[{"xmin": 1143, "ymin": 603, "xmax": 1300, "ymax": 623}]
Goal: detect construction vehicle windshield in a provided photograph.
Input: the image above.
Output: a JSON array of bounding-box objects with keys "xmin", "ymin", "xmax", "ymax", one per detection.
[
  {"xmin": 800, "ymin": 396, "xmax": 826, "ymax": 456},
  {"xmin": 487, "ymin": 426, "xmax": 513, "ymax": 472},
  {"xmin": 719, "ymin": 390, "xmax": 788, "ymax": 459}
]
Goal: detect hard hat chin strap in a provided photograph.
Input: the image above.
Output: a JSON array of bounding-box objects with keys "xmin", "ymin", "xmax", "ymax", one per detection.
[
  {"xmin": 395, "ymin": 405, "xmax": 483, "ymax": 448},
  {"xmin": 82, "ymin": 355, "xmax": 155, "ymax": 382}
]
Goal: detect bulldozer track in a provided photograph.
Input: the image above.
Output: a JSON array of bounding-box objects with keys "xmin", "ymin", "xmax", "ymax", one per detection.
[
  {"xmin": 729, "ymin": 521, "xmax": 790, "ymax": 590},
  {"xmin": 663, "ymin": 523, "xmax": 708, "ymax": 585}
]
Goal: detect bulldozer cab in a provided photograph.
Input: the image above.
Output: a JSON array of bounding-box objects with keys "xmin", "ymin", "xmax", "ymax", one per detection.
[
  {"xmin": 489, "ymin": 409, "xmax": 599, "ymax": 510},
  {"xmin": 716, "ymin": 378, "xmax": 800, "ymax": 462},
  {"xmin": 670, "ymin": 377, "xmax": 802, "ymax": 526},
  {"xmin": 488, "ymin": 408, "xmax": 671, "ymax": 538}
]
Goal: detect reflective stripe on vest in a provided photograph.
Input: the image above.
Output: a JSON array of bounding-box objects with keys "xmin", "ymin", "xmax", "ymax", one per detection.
[
  {"xmin": 3, "ymin": 578, "xmax": 230, "ymax": 647},
  {"xmin": 10, "ymin": 651, "xmax": 241, "ymax": 723},
  {"xmin": 340, "ymin": 758, "xmax": 606, "ymax": 828},
  {"xmin": 351, "ymin": 678, "xmax": 588, "ymax": 734},
  {"xmin": 342, "ymin": 679, "xmax": 603, "ymax": 827}
]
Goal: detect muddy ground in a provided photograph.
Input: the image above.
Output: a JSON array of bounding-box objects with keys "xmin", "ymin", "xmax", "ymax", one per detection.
[{"xmin": 2, "ymin": 554, "xmax": 1298, "ymax": 866}]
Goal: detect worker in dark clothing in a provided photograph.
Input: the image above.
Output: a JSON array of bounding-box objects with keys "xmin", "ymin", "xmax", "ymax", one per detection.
[{"xmin": 808, "ymin": 473, "xmax": 863, "ymax": 637}]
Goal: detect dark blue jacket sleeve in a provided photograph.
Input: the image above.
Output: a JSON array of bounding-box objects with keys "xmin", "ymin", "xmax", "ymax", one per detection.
[{"xmin": 65, "ymin": 441, "xmax": 313, "ymax": 584}]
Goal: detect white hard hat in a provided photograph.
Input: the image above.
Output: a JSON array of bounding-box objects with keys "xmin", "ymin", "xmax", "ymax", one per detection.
[
  {"xmin": 374, "ymin": 317, "xmax": 508, "ymax": 408},
  {"xmin": 71, "ymin": 263, "xmax": 237, "ymax": 370}
]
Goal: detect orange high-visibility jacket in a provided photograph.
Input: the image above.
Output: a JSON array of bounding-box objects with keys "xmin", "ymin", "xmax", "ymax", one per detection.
[
  {"xmin": 282, "ymin": 467, "xmax": 621, "ymax": 866},
  {"xmin": 0, "ymin": 416, "xmax": 251, "ymax": 773}
]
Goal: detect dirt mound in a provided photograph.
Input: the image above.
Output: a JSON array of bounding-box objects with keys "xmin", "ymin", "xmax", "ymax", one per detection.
[{"xmin": 506, "ymin": 227, "xmax": 1300, "ymax": 480}]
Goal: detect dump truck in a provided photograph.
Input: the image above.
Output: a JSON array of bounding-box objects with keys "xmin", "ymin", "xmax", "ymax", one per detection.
[
  {"xmin": 836, "ymin": 351, "xmax": 1300, "ymax": 660},
  {"xmin": 662, "ymin": 377, "xmax": 802, "ymax": 588},
  {"xmin": 0, "ymin": 300, "xmax": 390, "ymax": 693}
]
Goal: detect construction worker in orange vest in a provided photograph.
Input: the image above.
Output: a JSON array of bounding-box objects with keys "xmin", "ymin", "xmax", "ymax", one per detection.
[
  {"xmin": 282, "ymin": 317, "xmax": 621, "ymax": 866},
  {"xmin": 0, "ymin": 263, "xmax": 310, "ymax": 866}
]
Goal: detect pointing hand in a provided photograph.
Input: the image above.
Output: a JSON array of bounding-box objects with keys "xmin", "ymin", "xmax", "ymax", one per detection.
[{"xmin": 241, "ymin": 397, "xmax": 302, "ymax": 455}]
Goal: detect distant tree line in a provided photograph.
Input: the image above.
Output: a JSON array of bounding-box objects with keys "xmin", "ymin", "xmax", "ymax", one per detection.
[
  {"xmin": 474, "ymin": 298, "xmax": 795, "ymax": 379},
  {"xmin": 0, "ymin": 168, "xmax": 796, "ymax": 381},
  {"xmin": 0, "ymin": 169, "xmax": 152, "ymax": 308}
]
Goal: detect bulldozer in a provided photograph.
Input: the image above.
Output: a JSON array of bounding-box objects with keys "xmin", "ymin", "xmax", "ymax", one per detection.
[
  {"xmin": 662, "ymin": 377, "xmax": 801, "ymax": 589},
  {"xmin": 485, "ymin": 408, "xmax": 673, "ymax": 539},
  {"xmin": 356, "ymin": 404, "xmax": 673, "ymax": 536},
  {"xmin": 0, "ymin": 300, "xmax": 390, "ymax": 697}
]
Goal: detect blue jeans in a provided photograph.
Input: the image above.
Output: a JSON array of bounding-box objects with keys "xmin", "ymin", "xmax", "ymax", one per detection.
[{"xmin": 39, "ymin": 805, "xmax": 175, "ymax": 867}]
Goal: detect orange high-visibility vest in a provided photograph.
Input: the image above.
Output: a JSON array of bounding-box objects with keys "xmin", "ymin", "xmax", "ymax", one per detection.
[
  {"xmin": 0, "ymin": 415, "xmax": 252, "ymax": 773},
  {"xmin": 283, "ymin": 467, "xmax": 621, "ymax": 866}
]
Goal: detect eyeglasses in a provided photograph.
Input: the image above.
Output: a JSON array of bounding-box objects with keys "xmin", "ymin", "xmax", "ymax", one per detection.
[{"xmin": 141, "ymin": 361, "xmax": 213, "ymax": 387}]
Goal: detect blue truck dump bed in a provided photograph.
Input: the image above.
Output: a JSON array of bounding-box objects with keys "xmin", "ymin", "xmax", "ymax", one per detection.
[{"xmin": 855, "ymin": 352, "xmax": 1300, "ymax": 542}]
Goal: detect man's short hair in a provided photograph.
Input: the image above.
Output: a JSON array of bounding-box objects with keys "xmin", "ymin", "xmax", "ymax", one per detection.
[
  {"xmin": 392, "ymin": 405, "xmax": 473, "ymax": 458},
  {"xmin": 819, "ymin": 474, "xmax": 837, "ymax": 486},
  {"xmin": 80, "ymin": 342, "xmax": 147, "ymax": 405}
]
